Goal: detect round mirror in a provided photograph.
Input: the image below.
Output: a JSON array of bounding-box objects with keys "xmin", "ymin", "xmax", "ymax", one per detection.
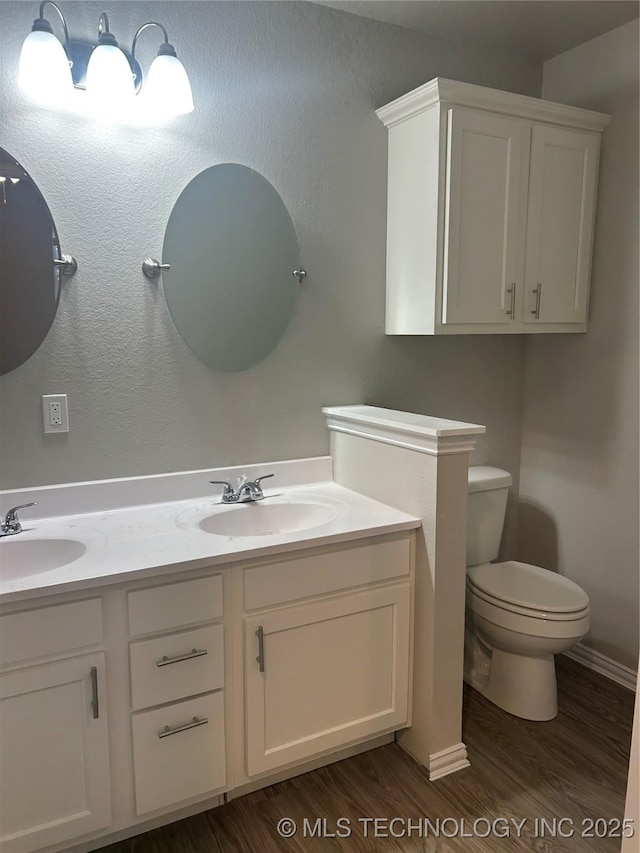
[
  {"xmin": 162, "ymin": 163, "xmax": 300, "ymax": 371},
  {"xmin": 0, "ymin": 148, "xmax": 64, "ymax": 375}
]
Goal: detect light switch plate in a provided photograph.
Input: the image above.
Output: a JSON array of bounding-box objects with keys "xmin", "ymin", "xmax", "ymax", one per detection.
[{"xmin": 42, "ymin": 394, "xmax": 69, "ymax": 433}]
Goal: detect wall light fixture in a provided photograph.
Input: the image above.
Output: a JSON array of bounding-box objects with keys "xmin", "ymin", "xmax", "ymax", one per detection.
[{"xmin": 19, "ymin": 2, "xmax": 194, "ymax": 120}]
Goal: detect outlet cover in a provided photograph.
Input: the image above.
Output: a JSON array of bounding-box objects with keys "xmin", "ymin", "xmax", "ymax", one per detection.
[{"xmin": 42, "ymin": 394, "xmax": 69, "ymax": 433}]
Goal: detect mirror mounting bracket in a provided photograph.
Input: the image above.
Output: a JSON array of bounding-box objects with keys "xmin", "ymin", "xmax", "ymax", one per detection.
[
  {"xmin": 53, "ymin": 254, "xmax": 77, "ymax": 276},
  {"xmin": 142, "ymin": 258, "xmax": 171, "ymax": 279}
]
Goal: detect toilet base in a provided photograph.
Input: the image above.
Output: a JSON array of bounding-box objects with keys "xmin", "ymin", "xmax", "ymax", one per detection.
[
  {"xmin": 475, "ymin": 647, "xmax": 558, "ymax": 721},
  {"xmin": 464, "ymin": 598, "xmax": 588, "ymax": 722}
]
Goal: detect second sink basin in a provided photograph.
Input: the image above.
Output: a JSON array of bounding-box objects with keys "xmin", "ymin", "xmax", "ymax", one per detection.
[
  {"xmin": 199, "ymin": 500, "xmax": 339, "ymax": 538},
  {"xmin": 0, "ymin": 538, "xmax": 88, "ymax": 582}
]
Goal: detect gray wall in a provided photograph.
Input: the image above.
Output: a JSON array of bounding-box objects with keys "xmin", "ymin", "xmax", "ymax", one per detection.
[
  {"xmin": 518, "ymin": 21, "xmax": 639, "ymax": 669},
  {"xmin": 0, "ymin": 1, "xmax": 539, "ymax": 501}
]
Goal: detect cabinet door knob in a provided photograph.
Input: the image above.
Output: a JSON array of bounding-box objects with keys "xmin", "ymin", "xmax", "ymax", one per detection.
[{"xmin": 506, "ymin": 283, "xmax": 516, "ymax": 317}]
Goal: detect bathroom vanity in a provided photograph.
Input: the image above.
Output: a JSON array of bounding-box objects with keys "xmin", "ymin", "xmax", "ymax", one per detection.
[
  {"xmin": 0, "ymin": 459, "xmax": 418, "ymax": 853},
  {"xmin": 0, "ymin": 406, "xmax": 486, "ymax": 853}
]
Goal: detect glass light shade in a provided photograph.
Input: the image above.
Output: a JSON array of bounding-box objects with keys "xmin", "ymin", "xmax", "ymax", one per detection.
[
  {"xmin": 19, "ymin": 29, "xmax": 73, "ymax": 105},
  {"xmin": 85, "ymin": 44, "xmax": 135, "ymax": 113},
  {"xmin": 145, "ymin": 53, "xmax": 194, "ymax": 117}
]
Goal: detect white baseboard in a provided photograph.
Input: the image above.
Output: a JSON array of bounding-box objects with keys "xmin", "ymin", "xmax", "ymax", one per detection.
[
  {"xmin": 564, "ymin": 643, "xmax": 637, "ymax": 692},
  {"xmin": 426, "ymin": 742, "xmax": 470, "ymax": 781}
]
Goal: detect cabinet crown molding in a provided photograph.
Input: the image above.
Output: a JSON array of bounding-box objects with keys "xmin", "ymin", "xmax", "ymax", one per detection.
[{"xmin": 376, "ymin": 77, "xmax": 611, "ymax": 132}]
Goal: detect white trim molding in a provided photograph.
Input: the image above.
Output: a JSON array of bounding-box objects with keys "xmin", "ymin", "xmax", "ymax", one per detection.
[
  {"xmin": 564, "ymin": 643, "xmax": 637, "ymax": 692},
  {"xmin": 399, "ymin": 740, "xmax": 470, "ymax": 781},
  {"xmin": 323, "ymin": 406, "xmax": 485, "ymax": 457},
  {"xmin": 428, "ymin": 742, "xmax": 470, "ymax": 781},
  {"xmin": 376, "ymin": 77, "xmax": 611, "ymax": 131}
]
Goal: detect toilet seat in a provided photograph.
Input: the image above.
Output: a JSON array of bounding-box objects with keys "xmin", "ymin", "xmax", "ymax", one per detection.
[{"xmin": 467, "ymin": 560, "xmax": 589, "ymax": 621}]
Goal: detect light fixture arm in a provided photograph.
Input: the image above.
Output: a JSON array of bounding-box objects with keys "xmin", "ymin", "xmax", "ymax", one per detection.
[
  {"xmin": 98, "ymin": 12, "xmax": 110, "ymax": 37},
  {"xmin": 36, "ymin": 0, "xmax": 70, "ymax": 53},
  {"xmin": 95, "ymin": 11, "xmax": 121, "ymax": 48},
  {"xmin": 131, "ymin": 21, "xmax": 175, "ymax": 63}
]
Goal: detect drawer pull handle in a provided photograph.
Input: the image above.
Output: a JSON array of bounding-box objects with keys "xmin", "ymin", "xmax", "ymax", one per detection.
[
  {"xmin": 256, "ymin": 625, "xmax": 265, "ymax": 673},
  {"xmin": 158, "ymin": 716, "xmax": 209, "ymax": 739},
  {"xmin": 506, "ymin": 282, "xmax": 516, "ymax": 317},
  {"xmin": 156, "ymin": 648, "xmax": 208, "ymax": 667},
  {"xmin": 90, "ymin": 666, "xmax": 100, "ymax": 719}
]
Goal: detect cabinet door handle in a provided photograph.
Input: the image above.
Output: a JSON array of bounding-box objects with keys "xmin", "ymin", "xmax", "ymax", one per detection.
[
  {"xmin": 532, "ymin": 282, "xmax": 542, "ymax": 319},
  {"xmin": 506, "ymin": 282, "xmax": 516, "ymax": 317},
  {"xmin": 255, "ymin": 626, "xmax": 265, "ymax": 673},
  {"xmin": 156, "ymin": 648, "xmax": 208, "ymax": 668},
  {"xmin": 90, "ymin": 666, "xmax": 99, "ymax": 719},
  {"xmin": 158, "ymin": 716, "xmax": 209, "ymax": 739}
]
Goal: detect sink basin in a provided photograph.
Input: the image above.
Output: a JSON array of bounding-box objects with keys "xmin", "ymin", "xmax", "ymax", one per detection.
[
  {"xmin": 0, "ymin": 538, "xmax": 87, "ymax": 582},
  {"xmin": 199, "ymin": 501, "xmax": 339, "ymax": 537}
]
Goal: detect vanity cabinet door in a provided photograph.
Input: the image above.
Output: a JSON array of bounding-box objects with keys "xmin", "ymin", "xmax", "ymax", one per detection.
[
  {"xmin": 523, "ymin": 125, "xmax": 599, "ymax": 326},
  {"xmin": 0, "ymin": 653, "xmax": 111, "ymax": 853},
  {"xmin": 442, "ymin": 108, "xmax": 529, "ymax": 326},
  {"xmin": 244, "ymin": 584, "xmax": 411, "ymax": 777}
]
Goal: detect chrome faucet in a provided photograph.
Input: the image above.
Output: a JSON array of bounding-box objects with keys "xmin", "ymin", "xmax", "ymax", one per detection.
[
  {"xmin": 1, "ymin": 502, "xmax": 37, "ymax": 537},
  {"xmin": 210, "ymin": 475, "xmax": 274, "ymax": 504}
]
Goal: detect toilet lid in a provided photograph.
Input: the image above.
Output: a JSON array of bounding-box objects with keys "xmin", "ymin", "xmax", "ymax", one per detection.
[{"xmin": 467, "ymin": 561, "xmax": 589, "ymax": 613}]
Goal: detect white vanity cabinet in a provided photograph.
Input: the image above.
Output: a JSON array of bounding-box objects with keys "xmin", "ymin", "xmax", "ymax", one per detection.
[
  {"xmin": 239, "ymin": 534, "xmax": 413, "ymax": 777},
  {"xmin": 0, "ymin": 601, "xmax": 111, "ymax": 853},
  {"xmin": 377, "ymin": 78, "xmax": 609, "ymax": 335},
  {"xmin": 0, "ymin": 527, "xmax": 416, "ymax": 852}
]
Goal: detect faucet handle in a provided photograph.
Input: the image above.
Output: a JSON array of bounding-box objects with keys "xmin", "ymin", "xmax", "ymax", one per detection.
[
  {"xmin": 209, "ymin": 480, "xmax": 233, "ymax": 495},
  {"xmin": 5, "ymin": 502, "xmax": 37, "ymax": 523},
  {"xmin": 254, "ymin": 474, "xmax": 274, "ymax": 487},
  {"xmin": 2, "ymin": 502, "xmax": 37, "ymax": 535}
]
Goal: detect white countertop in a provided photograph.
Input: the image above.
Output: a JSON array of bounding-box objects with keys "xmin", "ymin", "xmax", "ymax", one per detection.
[{"xmin": 0, "ymin": 478, "xmax": 420, "ymax": 604}]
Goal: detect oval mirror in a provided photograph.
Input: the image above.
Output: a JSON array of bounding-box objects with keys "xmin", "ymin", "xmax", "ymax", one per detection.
[
  {"xmin": 162, "ymin": 163, "xmax": 301, "ymax": 371},
  {"xmin": 0, "ymin": 148, "xmax": 64, "ymax": 375}
]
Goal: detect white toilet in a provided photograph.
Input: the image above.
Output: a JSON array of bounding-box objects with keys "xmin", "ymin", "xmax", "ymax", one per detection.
[{"xmin": 464, "ymin": 466, "xmax": 590, "ymax": 721}]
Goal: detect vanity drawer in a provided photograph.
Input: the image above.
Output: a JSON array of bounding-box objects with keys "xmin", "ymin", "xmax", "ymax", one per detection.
[
  {"xmin": 0, "ymin": 598, "xmax": 102, "ymax": 666},
  {"xmin": 130, "ymin": 624, "xmax": 224, "ymax": 711},
  {"xmin": 131, "ymin": 691, "xmax": 226, "ymax": 815},
  {"xmin": 243, "ymin": 534, "xmax": 412, "ymax": 610},
  {"xmin": 128, "ymin": 574, "xmax": 223, "ymax": 637}
]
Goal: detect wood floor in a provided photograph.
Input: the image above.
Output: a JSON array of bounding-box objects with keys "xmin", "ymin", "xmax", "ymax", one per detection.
[{"xmin": 100, "ymin": 657, "xmax": 635, "ymax": 852}]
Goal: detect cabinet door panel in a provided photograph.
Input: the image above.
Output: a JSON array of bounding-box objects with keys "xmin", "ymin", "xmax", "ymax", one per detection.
[
  {"xmin": 443, "ymin": 108, "xmax": 528, "ymax": 325},
  {"xmin": 524, "ymin": 125, "xmax": 599, "ymax": 324},
  {"xmin": 245, "ymin": 585, "xmax": 410, "ymax": 776},
  {"xmin": 0, "ymin": 653, "xmax": 111, "ymax": 853}
]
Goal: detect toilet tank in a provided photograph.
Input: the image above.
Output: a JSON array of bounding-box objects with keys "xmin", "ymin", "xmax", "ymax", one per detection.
[{"xmin": 467, "ymin": 466, "xmax": 513, "ymax": 567}]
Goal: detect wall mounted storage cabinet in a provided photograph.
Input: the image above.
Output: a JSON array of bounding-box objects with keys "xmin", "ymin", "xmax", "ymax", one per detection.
[{"xmin": 377, "ymin": 78, "xmax": 610, "ymax": 335}]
